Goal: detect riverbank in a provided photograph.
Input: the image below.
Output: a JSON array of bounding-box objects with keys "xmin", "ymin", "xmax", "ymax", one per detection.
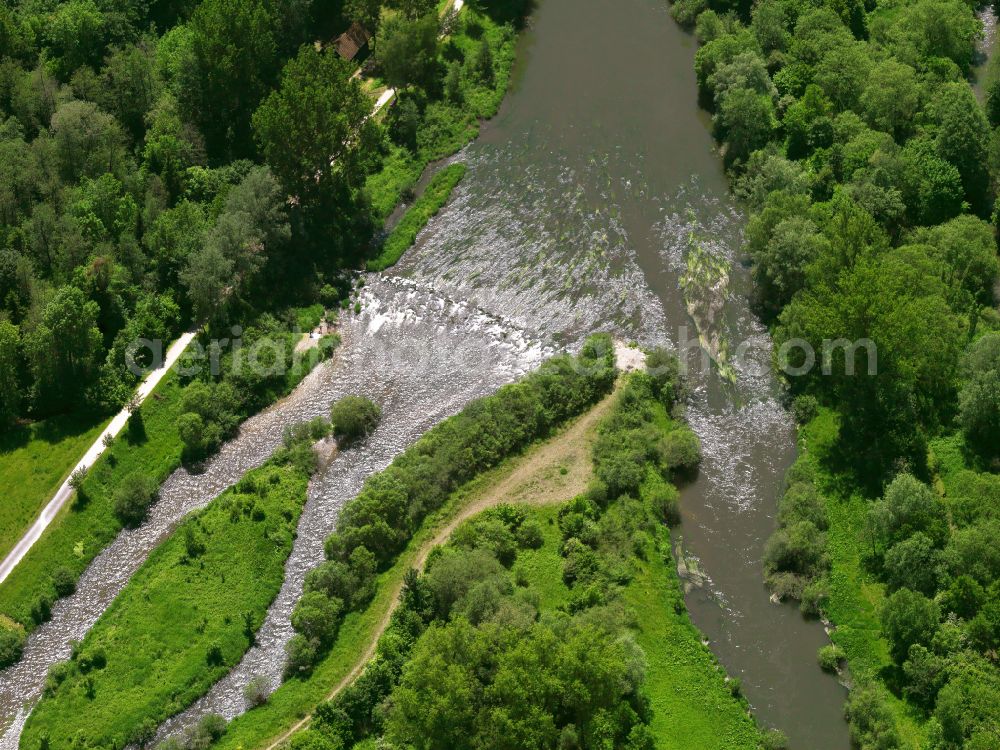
[
  {"xmin": 20, "ymin": 445, "xmax": 315, "ymax": 750},
  {"xmin": 0, "ymin": 321, "xmax": 329, "ymax": 648},
  {"xmin": 265, "ymin": 366, "xmax": 763, "ymax": 750},
  {"xmin": 366, "ymin": 163, "xmax": 467, "ymax": 271},
  {"xmin": 679, "ymin": 0, "xmax": 1000, "ymax": 742},
  {"xmin": 797, "ymin": 410, "xmax": 926, "ymax": 747},
  {"xmin": 203, "ymin": 340, "xmax": 616, "ymax": 750}
]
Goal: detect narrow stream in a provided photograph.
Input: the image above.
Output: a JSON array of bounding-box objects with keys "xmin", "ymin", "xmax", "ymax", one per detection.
[{"xmin": 0, "ymin": 0, "xmax": 849, "ymax": 747}]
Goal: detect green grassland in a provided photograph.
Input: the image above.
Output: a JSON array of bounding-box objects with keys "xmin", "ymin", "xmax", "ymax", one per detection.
[
  {"xmin": 0, "ymin": 373, "xmax": 187, "ymax": 631},
  {"xmin": 0, "ymin": 412, "xmax": 109, "ymax": 561},
  {"xmin": 0, "ymin": 324, "xmax": 327, "ymax": 639},
  {"xmin": 20, "ymin": 457, "xmax": 312, "ymax": 750},
  {"xmin": 366, "ymin": 163, "xmax": 467, "ymax": 271}
]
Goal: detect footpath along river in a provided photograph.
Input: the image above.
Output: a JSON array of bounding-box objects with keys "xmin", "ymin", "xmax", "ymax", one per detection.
[{"xmin": 0, "ymin": 0, "xmax": 849, "ymax": 747}]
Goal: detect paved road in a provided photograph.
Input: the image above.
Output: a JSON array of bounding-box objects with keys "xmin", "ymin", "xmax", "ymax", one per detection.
[{"xmin": 0, "ymin": 332, "xmax": 196, "ymax": 584}]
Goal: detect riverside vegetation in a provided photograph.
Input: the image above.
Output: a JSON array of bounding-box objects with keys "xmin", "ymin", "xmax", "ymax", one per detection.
[
  {"xmin": 268, "ymin": 359, "xmax": 773, "ymax": 750},
  {"xmin": 144, "ymin": 336, "xmax": 619, "ymax": 750},
  {"xmin": 0, "ymin": 312, "xmax": 335, "ymax": 667},
  {"xmin": 19, "ymin": 425, "xmax": 321, "ymax": 750},
  {"xmin": 671, "ymin": 0, "xmax": 1000, "ymax": 744},
  {"xmin": 0, "ymin": 0, "xmax": 528, "ymax": 667}
]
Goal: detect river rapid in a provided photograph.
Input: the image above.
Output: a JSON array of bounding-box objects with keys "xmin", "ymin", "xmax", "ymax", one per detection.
[{"xmin": 0, "ymin": 0, "xmax": 849, "ymax": 747}]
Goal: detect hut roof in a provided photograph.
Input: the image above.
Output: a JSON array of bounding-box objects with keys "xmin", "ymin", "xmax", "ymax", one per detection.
[{"xmin": 334, "ymin": 22, "xmax": 372, "ymax": 61}]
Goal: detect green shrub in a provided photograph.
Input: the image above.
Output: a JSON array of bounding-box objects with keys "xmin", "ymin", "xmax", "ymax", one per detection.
[
  {"xmin": 817, "ymin": 644, "xmax": 846, "ymax": 672},
  {"xmin": 243, "ymin": 675, "xmax": 270, "ymax": 707},
  {"xmin": 291, "ymin": 592, "xmax": 344, "ymax": 646},
  {"xmin": 761, "ymin": 729, "xmax": 789, "ymax": 750},
  {"xmin": 671, "ymin": 0, "xmax": 708, "ymax": 27},
  {"xmin": 112, "ymin": 472, "xmax": 159, "ymax": 527},
  {"xmin": 0, "ymin": 618, "xmax": 26, "ymax": 668},
  {"xmin": 791, "ymin": 394, "xmax": 819, "ymax": 424},
  {"xmin": 515, "ymin": 518, "xmax": 544, "ymax": 549},
  {"xmin": 845, "ymin": 684, "xmax": 901, "ymax": 750},
  {"xmin": 366, "ymin": 163, "xmax": 467, "ymax": 272},
  {"xmin": 763, "ymin": 520, "xmax": 826, "ymax": 577},
  {"xmin": 645, "ymin": 481, "xmax": 681, "ymax": 526},
  {"xmin": 284, "ymin": 634, "xmax": 320, "ymax": 679},
  {"xmin": 777, "ymin": 480, "xmax": 827, "ymax": 530},
  {"xmin": 764, "ymin": 457, "xmax": 830, "ymax": 603},
  {"xmin": 329, "ymin": 395, "xmax": 382, "ymax": 445},
  {"xmin": 644, "ymin": 347, "xmax": 684, "ymax": 408},
  {"xmin": 660, "ymin": 428, "xmax": 702, "ymax": 473},
  {"xmin": 800, "ymin": 576, "xmax": 829, "ymax": 617},
  {"xmin": 51, "ymin": 565, "xmax": 76, "ymax": 597}
]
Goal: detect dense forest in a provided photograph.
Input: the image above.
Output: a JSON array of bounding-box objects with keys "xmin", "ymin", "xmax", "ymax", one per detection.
[
  {"xmin": 672, "ymin": 0, "xmax": 1000, "ymax": 745},
  {"xmin": 0, "ymin": 0, "xmax": 516, "ymax": 430}
]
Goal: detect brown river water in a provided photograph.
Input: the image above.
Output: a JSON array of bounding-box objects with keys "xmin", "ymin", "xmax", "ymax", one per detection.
[{"xmin": 0, "ymin": 0, "xmax": 849, "ymax": 747}]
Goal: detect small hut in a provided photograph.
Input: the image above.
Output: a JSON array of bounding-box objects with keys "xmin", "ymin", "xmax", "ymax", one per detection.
[{"xmin": 333, "ymin": 22, "xmax": 372, "ymax": 62}]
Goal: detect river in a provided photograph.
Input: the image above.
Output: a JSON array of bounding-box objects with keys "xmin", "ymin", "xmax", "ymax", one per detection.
[{"xmin": 0, "ymin": 0, "xmax": 849, "ymax": 747}]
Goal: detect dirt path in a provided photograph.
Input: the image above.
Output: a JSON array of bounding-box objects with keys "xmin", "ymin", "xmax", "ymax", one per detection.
[{"xmin": 262, "ymin": 383, "xmax": 619, "ymax": 750}]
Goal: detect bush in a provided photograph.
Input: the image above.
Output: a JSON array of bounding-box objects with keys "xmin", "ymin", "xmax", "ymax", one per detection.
[
  {"xmin": 645, "ymin": 481, "xmax": 680, "ymax": 526},
  {"xmin": 389, "ymin": 95, "xmax": 421, "ymax": 150},
  {"xmin": 777, "ymin": 480, "xmax": 827, "ymax": 530},
  {"xmin": 190, "ymin": 714, "xmax": 226, "ymax": 749},
  {"xmin": 845, "ymin": 684, "xmax": 901, "ymax": 750},
  {"xmin": 800, "ymin": 576, "xmax": 829, "ymax": 617},
  {"xmin": 882, "ymin": 533, "xmax": 942, "ymax": 595},
  {"xmin": 284, "ymin": 634, "xmax": 319, "ymax": 679},
  {"xmin": 791, "ymin": 394, "xmax": 819, "ymax": 424},
  {"xmin": 817, "ymin": 644, "xmax": 846, "ymax": 672},
  {"xmin": 595, "ymin": 444, "xmax": 647, "ymax": 498},
  {"xmin": 291, "ymin": 592, "xmax": 343, "ymax": 645},
  {"xmin": 671, "ymin": 0, "xmax": 708, "ymax": 27},
  {"xmin": 51, "ymin": 565, "xmax": 76, "ymax": 597},
  {"xmin": 0, "ymin": 619, "xmax": 26, "ymax": 668},
  {"xmin": 243, "ymin": 675, "xmax": 271, "ymax": 707},
  {"xmin": 761, "ymin": 728, "xmax": 788, "ymax": 750},
  {"xmin": 880, "ymin": 588, "xmax": 940, "ymax": 665},
  {"xmin": 514, "ymin": 519, "xmax": 544, "ymax": 548},
  {"xmin": 764, "ymin": 520, "xmax": 826, "ymax": 577},
  {"xmin": 764, "ymin": 457, "xmax": 829, "ymax": 603},
  {"xmin": 660, "ymin": 428, "xmax": 701, "ymax": 473},
  {"xmin": 329, "ymin": 395, "xmax": 382, "ymax": 445},
  {"xmin": 958, "ymin": 333, "xmax": 1000, "ymax": 458},
  {"xmin": 113, "ymin": 472, "xmax": 159, "ymax": 527},
  {"xmin": 644, "ymin": 347, "xmax": 683, "ymax": 407}
]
